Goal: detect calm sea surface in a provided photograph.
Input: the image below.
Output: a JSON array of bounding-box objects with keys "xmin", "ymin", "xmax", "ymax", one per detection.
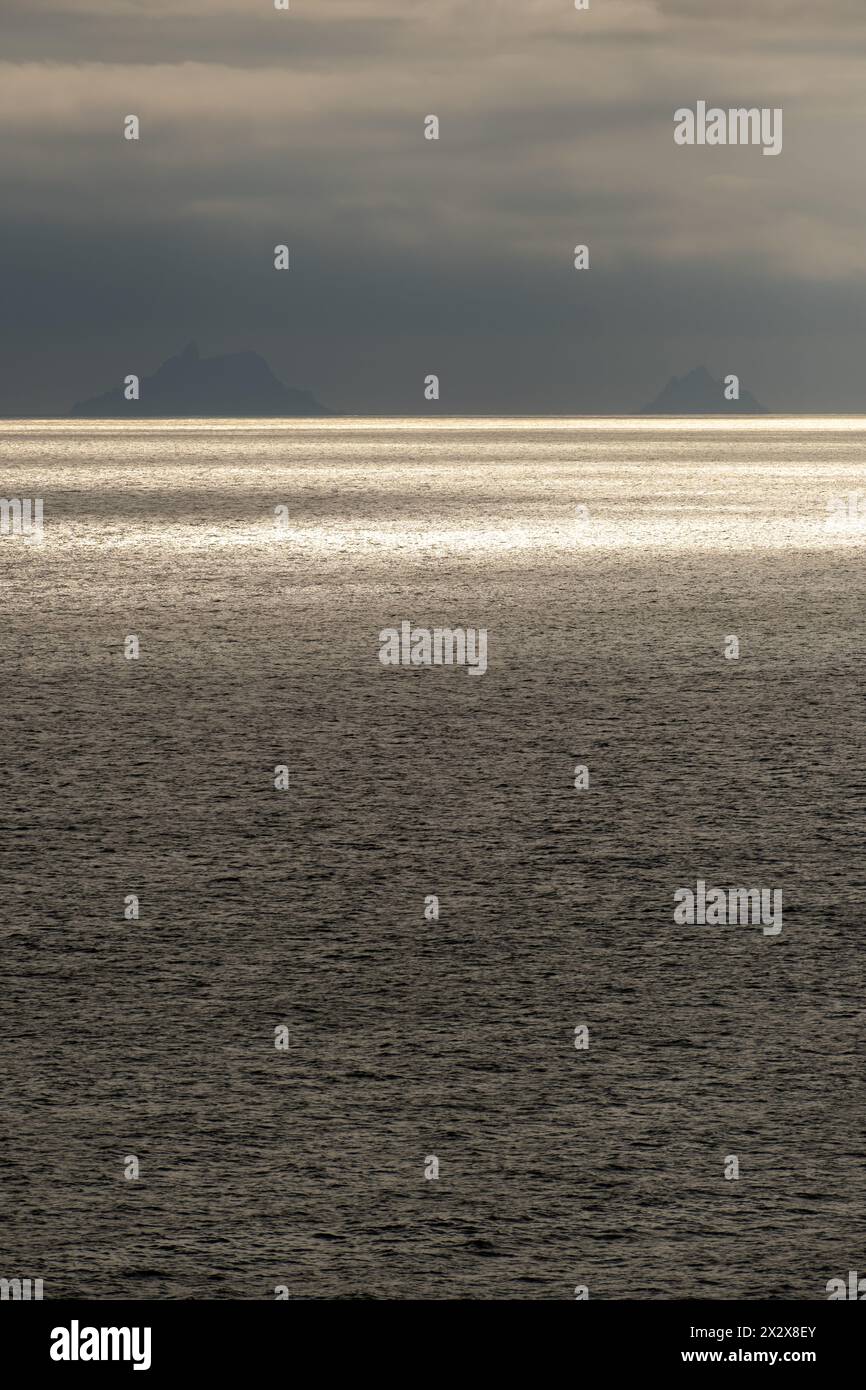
[{"xmin": 1, "ymin": 418, "xmax": 864, "ymax": 1299}]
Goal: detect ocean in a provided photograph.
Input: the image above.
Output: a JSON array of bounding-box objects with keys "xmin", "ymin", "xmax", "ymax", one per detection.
[{"xmin": 1, "ymin": 418, "xmax": 864, "ymax": 1299}]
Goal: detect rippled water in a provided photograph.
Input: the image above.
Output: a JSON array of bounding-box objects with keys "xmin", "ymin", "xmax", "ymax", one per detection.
[{"xmin": 2, "ymin": 418, "xmax": 864, "ymax": 1299}]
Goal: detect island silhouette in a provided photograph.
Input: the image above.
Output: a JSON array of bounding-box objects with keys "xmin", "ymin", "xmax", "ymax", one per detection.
[
  {"xmin": 641, "ymin": 366, "xmax": 765, "ymax": 414},
  {"xmin": 70, "ymin": 342, "xmax": 332, "ymax": 417}
]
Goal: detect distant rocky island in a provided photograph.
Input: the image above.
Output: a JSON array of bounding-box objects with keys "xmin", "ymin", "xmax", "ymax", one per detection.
[
  {"xmin": 641, "ymin": 366, "xmax": 765, "ymax": 414},
  {"xmin": 70, "ymin": 342, "xmax": 331, "ymax": 417}
]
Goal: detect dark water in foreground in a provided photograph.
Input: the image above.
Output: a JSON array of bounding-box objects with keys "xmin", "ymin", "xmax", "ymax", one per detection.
[{"xmin": 1, "ymin": 418, "xmax": 864, "ymax": 1299}]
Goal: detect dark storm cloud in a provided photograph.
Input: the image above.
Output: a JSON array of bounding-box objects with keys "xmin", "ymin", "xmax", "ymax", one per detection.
[{"xmin": 2, "ymin": 0, "xmax": 865, "ymax": 412}]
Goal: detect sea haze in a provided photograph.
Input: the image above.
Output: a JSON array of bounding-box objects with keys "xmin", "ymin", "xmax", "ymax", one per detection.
[{"xmin": 1, "ymin": 419, "xmax": 864, "ymax": 1299}]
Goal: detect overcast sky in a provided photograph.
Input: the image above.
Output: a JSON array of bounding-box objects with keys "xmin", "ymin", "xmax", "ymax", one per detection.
[{"xmin": 3, "ymin": 0, "xmax": 866, "ymax": 413}]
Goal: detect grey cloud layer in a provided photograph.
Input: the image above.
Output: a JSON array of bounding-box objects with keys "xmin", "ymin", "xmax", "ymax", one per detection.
[{"xmin": 2, "ymin": 1, "xmax": 864, "ymax": 411}]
